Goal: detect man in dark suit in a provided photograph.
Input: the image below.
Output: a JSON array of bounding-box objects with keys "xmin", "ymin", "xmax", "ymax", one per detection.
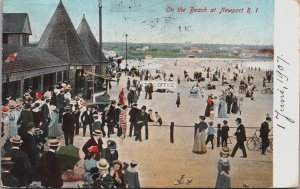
[
  {"xmin": 62, "ymin": 106, "xmax": 75, "ymax": 146},
  {"xmin": 82, "ymin": 130, "xmax": 103, "ymax": 161},
  {"xmin": 124, "ymin": 160, "xmax": 140, "ymax": 188},
  {"xmin": 40, "ymin": 138, "xmax": 63, "ymax": 188},
  {"xmin": 20, "ymin": 122, "xmax": 39, "ymax": 170},
  {"xmin": 106, "ymin": 102, "xmax": 116, "ymax": 138},
  {"xmin": 81, "ymin": 105, "xmax": 94, "ymax": 137},
  {"xmin": 73, "ymin": 106, "xmax": 81, "ymax": 135},
  {"xmin": 136, "ymin": 106, "xmax": 148, "ymax": 141},
  {"xmin": 102, "ymin": 140, "xmax": 118, "ymax": 166},
  {"xmin": 1, "ymin": 157, "xmax": 20, "ymax": 187},
  {"xmin": 129, "ymin": 103, "xmax": 139, "ymax": 137},
  {"xmin": 230, "ymin": 118, "xmax": 247, "ymax": 158},
  {"xmin": 260, "ymin": 116, "xmax": 272, "ymax": 155},
  {"xmin": 5, "ymin": 135, "xmax": 32, "ymax": 187},
  {"xmin": 17, "ymin": 104, "xmax": 34, "ymax": 137},
  {"xmin": 57, "ymin": 89, "xmax": 65, "ymax": 123},
  {"xmin": 225, "ymin": 92, "xmax": 233, "ymax": 114},
  {"xmin": 41, "ymin": 97, "xmax": 51, "ymax": 138}
]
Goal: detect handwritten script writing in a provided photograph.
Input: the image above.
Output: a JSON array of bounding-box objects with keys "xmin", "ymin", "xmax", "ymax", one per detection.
[
  {"xmin": 166, "ymin": 6, "xmax": 259, "ymax": 14},
  {"xmin": 275, "ymin": 56, "xmax": 295, "ymax": 129}
]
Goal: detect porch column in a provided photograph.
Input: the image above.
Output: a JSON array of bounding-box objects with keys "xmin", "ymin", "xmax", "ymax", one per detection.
[
  {"xmin": 20, "ymin": 79, "xmax": 24, "ymax": 98},
  {"xmin": 54, "ymin": 72, "xmax": 58, "ymax": 85},
  {"xmin": 61, "ymin": 71, "xmax": 64, "ymax": 82}
]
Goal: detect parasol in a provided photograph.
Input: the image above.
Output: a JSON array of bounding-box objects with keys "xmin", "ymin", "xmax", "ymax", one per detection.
[{"xmin": 57, "ymin": 145, "xmax": 80, "ymax": 171}]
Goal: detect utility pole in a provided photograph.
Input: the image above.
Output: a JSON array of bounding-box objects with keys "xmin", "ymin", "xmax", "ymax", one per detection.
[
  {"xmin": 125, "ymin": 33, "xmax": 128, "ymax": 70},
  {"xmin": 99, "ymin": 0, "xmax": 105, "ymax": 76}
]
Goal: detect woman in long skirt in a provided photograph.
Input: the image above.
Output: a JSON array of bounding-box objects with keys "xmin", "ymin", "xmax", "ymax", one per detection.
[
  {"xmin": 231, "ymin": 96, "xmax": 239, "ymax": 114},
  {"xmin": 205, "ymin": 96, "xmax": 214, "ymax": 117},
  {"xmin": 215, "ymin": 147, "xmax": 231, "ymax": 188},
  {"xmin": 193, "ymin": 116, "xmax": 208, "ymax": 154},
  {"xmin": 218, "ymin": 96, "xmax": 227, "ymax": 118}
]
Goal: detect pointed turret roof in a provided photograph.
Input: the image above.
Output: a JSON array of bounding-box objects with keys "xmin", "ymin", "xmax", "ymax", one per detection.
[
  {"xmin": 77, "ymin": 14, "xmax": 107, "ymax": 63},
  {"xmin": 38, "ymin": 0, "xmax": 93, "ymax": 66}
]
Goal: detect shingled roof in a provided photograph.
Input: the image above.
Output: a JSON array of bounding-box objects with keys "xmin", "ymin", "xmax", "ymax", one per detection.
[
  {"xmin": 77, "ymin": 14, "xmax": 107, "ymax": 63},
  {"xmin": 2, "ymin": 44, "xmax": 69, "ymax": 74},
  {"xmin": 37, "ymin": 0, "xmax": 93, "ymax": 66},
  {"xmin": 3, "ymin": 13, "xmax": 32, "ymax": 34}
]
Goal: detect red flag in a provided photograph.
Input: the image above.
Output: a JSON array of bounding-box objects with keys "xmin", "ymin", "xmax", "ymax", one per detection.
[{"xmin": 5, "ymin": 53, "xmax": 18, "ymax": 62}]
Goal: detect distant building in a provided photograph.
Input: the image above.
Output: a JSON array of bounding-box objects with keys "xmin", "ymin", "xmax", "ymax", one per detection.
[{"xmin": 3, "ymin": 13, "xmax": 32, "ymax": 46}]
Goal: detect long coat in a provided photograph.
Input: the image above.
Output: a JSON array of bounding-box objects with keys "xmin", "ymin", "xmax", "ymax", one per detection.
[
  {"xmin": 81, "ymin": 111, "xmax": 94, "ymax": 125},
  {"xmin": 259, "ymin": 121, "xmax": 270, "ymax": 139},
  {"xmin": 5, "ymin": 148, "xmax": 32, "ymax": 187},
  {"xmin": 40, "ymin": 151, "xmax": 63, "ymax": 188},
  {"xmin": 235, "ymin": 124, "xmax": 246, "ymax": 142},
  {"xmin": 215, "ymin": 158, "xmax": 231, "ymax": 188},
  {"xmin": 62, "ymin": 112, "xmax": 75, "ymax": 133},
  {"xmin": 41, "ymin": 103, "xmax": 50, "ymax": 124},
  {"xmin": 20, "ymin": 132, "xmax": 39, "ymax": 167},
  {"xmin": 82, "ymin": 137, "xmax": 103, "ymax": 160},
  {"xmin": 124, "ymin": 167, "xmax": 140, "ymax": 188}
]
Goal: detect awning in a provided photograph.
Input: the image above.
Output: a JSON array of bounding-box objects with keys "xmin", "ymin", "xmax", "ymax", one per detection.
[{"xmin": 85, "ymin": 71, "xmax": 117, "ymax": 81}]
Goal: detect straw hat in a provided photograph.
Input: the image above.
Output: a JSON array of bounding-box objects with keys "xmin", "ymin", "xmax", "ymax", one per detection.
[
  {"xmin": 10, "ymin": 135, "xmax": 23, "ymax": 144},
  {"xmin": 97, "ymin": 159, "xmax": 110, "ymax": 170},
  {"xmin": 48, "ymin": 138, "xmax": 61, "ymax": 147},
  {"xmin": 1, "ymin": 157, "xmax": 14, "ymax": 165},
  {"xmin": 93, "ymin": 130, "xmax": 102, "ymax": 137},
  {"xmin": 220, "ymin": 147, "xmax": 230, "ymax": 155},
  {"xmin": 130, "ymin": 160, "xmax": 138, "ymax": 165},
  {"xmin": 112, "ymin": 160, "xmax": 123, "ymax": 169}
]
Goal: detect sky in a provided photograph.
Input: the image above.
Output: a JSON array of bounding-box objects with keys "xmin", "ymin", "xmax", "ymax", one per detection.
[{"xmin": 3, "ymin": 0, "xmax": 274, "ymax": 45}]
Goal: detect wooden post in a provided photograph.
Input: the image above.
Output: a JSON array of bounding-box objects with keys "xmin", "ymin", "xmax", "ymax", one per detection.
[{"xmin": 170, "ymin": 122, "xmax": 174, "ymax": 143}]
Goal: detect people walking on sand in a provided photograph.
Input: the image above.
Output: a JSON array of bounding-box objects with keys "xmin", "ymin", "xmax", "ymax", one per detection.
[
  {"xmin": 40, "ymin": 138, "xmax": 63, "ymax": 188},
  {"xmin": 215, "ymin": 147, "xmax": 231, "ymax": 188},
  {"xmin": 230, "ymin": 118, "xmax": 247, "ymax": 158},
  {"xmin": 119, "ymin": 105, "xmax": 128, "ymax": 142},
  {"xmin": 206, "ymin": 121, "xmax": 215, "ymax": 149},
  {"xmin": 193, "ymin": 115, "xmax": 208, "ymax": 154},
  {"xmin": 205, "ymin": 95, "xmax": 214, "ymax": 117},
  {"xmin": 176, "ymin": 93, "xmax": 181, "ymax": 108},
  {"xmin": 218, "ymin": 95, "xmax": 227, "ymax": 118},
  {"xmin": 127, "ymin": 90, "xmax": 134, "ymax": 107},
  {"xmin": 260, "ymin": 116, "xmax": 271, "ymax": 155},
  {"xmin": 148, "ymin": 83, "xmax": 154, "ymax": 100},
  {"xmin": 231, "ymin": 95, "xmax": 239, "ymax": 114},
  {"xmin": 225, "ymin": 92, "xmax": 233, "ymax": 114},
  {"xmin": 144, "ymin": 84, "xmax": 149, "ymax": 100},
  {"xmin": 221, "ymin": 120, "xmax": 230, "ymax": 147},
  {"xmin": 124, "ymin": 160, "xmax": 140, "ymax": 188}
]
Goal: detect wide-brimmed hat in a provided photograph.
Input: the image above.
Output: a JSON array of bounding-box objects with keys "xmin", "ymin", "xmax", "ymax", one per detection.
[
  {"xmin": 2, "ymin": 106, "xmax": 10, "ymax": 114},
  {"xmin": 130, "ymin": 160, "xmax": 138, "ymax": 165},
  {"xmin": 108, "ymin": 141, "xmax": 117, "ymax": 149},
  {"xmin": 199, "ymin": 115, "xmax": 206, "ymax": 120},
  {"xmin": 112, "ymin": 160, "xmax": 123, "ymax": 169},
  {"xmin": 25, "ymin": 122, "xmax": 35, "ymax": 131},
  {"xmin": 97, "ymin": 159, "xmax": 110, "ymax": 170},
  {"xmin": 235, "ymin": 118, "xmax": 242, "ymax": 123},
  {"xmin": 10, "ymin": 135, "xmax": 23, "ymax": 144},
  {"xmin": 48, "ymin": 138, "xmax": 61, "ymax": 147},
  {"xmin": 220, "ymin": 147, "xmax": 231, "ymax": 155},
  {"xmin": 93, "ymin": 130, "xmax": 102, "ymax": 136}
]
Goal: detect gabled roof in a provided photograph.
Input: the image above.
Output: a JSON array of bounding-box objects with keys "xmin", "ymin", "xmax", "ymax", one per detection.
[
  {"xmin": 3, "ymin": 13, "xmax": 32, "ymax": 34},
  {"xmin": 77, "ymin": 14, "xmax": 107, "ymax": 63},
  {"xmin": 37, "ymin": 0, "xmax": 93, "ymax": 66},
  {"xmin": 2, "ymin": 44, "xmax": 69, "ymax": 74}
]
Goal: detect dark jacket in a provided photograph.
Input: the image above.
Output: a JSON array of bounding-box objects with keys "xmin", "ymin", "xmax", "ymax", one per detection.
[
  {"xmin": 225, "ymin": 94, "xmax": 233, "ymax": 104},
  {"xmin": 235, "ymin": 124, "xmax": 246, "ymax": 142},
  {"xmin": 5, "ymin": 148, "xmax": 32, "ymax": 187},
  {"xmin": 106, "ymin": 106, "xmax": 116, "ymax": 123},
  {"xmin": 82, "ymin": 137, "xmax": 103, "ymax": 160},
  {"xmin": 41, "ymin": 104, "xmax": 50, "ymax": 124},
  {"xmin": 139, "ymin": 111, "xmax": 148, "ymax": 124},
  {"xmin": 40, "ymin": 151, "xmax": 63, "ymax": 188},
  {"xmin": 17, "ymin": 110, "xmax": 34, "ymax": 126},
  {"xmin": 56, "ymin": 94, "xmax": 65, "ymax": 109},
  {"xmin": 102, "ymin": 148, "xmax": 118, "ymax": 165},
  {"xmin": 62, "ymin": 112, "xmax": 75, "ymax": 133},
  {"xmin": 221, "ymin": 125, "xmax": 230, "ymax": 139},
  {"xmin": 32, "ymin": 111, "xmax": 42, "ymax": 128},
  {"xmin": 20, "ymin": 132, "xmax": 39, "ymax": 167},
  {"xmin": 259, "ymin": 121, "xmax": 270, "ymax": 139},
  {"xmin": 81, "ymin": 111, "xmax": 94, "ymax": 125},
  {"xmin": 129, "ymin": 107, "xmax": 139, "ymax": 123}
]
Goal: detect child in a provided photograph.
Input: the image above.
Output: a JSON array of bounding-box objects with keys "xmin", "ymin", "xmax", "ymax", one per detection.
[
  {"xmin": 221, "ymin": 120, "xmax": 230, "ymax": 147},
  {"xmin": 206, "ymin": 121, "xmax": 215, "ymax": 149}
]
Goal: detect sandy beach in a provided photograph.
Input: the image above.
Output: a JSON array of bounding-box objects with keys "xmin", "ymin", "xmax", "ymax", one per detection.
[{"xmin": 67, "ymin": 58, "xmax": 273, "ymax": 188}]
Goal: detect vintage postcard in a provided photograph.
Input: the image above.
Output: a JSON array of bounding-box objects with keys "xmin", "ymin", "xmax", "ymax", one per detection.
[{"xmin": 0, "ymin": 0, "xmax": 299, "ymax": 188}]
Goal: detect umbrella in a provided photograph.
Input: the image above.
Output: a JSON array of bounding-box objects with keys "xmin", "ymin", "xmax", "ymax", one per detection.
[
  {"xmin": 57, "ymin": 145, "xmax": 80, "ymax": 171},
  {"xmin": 94, "ymin": 93, "xmax": 111, "ymax": 105}
]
